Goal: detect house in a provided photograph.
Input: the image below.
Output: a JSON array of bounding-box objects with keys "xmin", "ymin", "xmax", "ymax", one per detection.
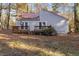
[{"xmin": 14, "ymin": 10, "xmax": 69, "ymax": 34}]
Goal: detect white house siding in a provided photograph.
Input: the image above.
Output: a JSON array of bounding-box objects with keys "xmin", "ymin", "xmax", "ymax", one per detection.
[
  {"xmin": 39, "ymin": 10, "xmax": 69, "ymax": 34},
  {"xmin": 16, "ymin": 20, "xmax": 47, "ymax": 31},
  {"xmin": 16, "ymin": 10, "xmax": 69, "ymax": 34}
]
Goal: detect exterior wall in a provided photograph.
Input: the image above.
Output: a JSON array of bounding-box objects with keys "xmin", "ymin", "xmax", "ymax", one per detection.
[
  {"xmin": 16, "ymin": 20, "xmax": 47, "ymax": 31},
  {"xmin": 39, "ymin": 10, "xmax": 69, "ymax": 34},
  {"xmin": 16, "ymin": 10, "xmax": 69, "ymax": 34}
]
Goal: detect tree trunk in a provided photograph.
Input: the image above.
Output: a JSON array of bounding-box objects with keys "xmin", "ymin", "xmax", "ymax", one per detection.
[
  {"xmin": 7, "ymin": 3, "xmax": 11, "ymax": 29},
  {"xmin": 0, "ymin": 3, "xmax": 3, "ymax": 29},
  {"xmin": 74, "ymin": 3, "xmax": 77, "ymax": 32}
]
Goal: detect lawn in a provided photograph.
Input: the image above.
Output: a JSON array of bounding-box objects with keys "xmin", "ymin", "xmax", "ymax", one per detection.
[{"xmin": 0, "ymin": 32, "xmax": 79, "ymax": 56}]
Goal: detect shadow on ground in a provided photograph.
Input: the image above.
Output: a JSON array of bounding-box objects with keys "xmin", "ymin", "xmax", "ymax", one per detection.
[
  {"xmin": 0, "ymin": 35, "xmax": 79, "ymax": 56},
  {"xmin": 0, "ymin": 30, "xmax": 79, "ymax": 56}
]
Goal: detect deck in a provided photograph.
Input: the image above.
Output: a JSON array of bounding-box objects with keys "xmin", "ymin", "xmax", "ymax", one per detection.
[{"xmin": 12, "ymin": 26, "xmax": 51, "ymax": 34}]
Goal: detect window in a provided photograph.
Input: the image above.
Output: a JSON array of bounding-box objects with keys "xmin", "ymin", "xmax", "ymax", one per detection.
[
  {"xmin": 25, "ymin": 22, "xmax": 28, "ymax": 26},
  {"xmin": 39, "ymin": 22, "xmax": 46, "ymax": 29},
  {"xmin": 20, "ymin": 22, "xmax": 24, "ymax": 29},
  {"xmin": 39, "ymin": 22, "xmax": 42, "ymax": 29},
  {"xmin": 43, "ymin": 22, "xmax": 46, "ymax": 26},
  {"xmin": 25, "ymin": 22, "xmax": 28, "ymax": 29}
]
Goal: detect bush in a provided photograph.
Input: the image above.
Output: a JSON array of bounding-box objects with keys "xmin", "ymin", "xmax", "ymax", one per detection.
[
  {"xmin": 34, "ymin": 30, "xmax": 42, "ymax": 35},
  {"xmin": 76, "ymin": 27, "xmax": 79, "ymax": 32},
  {"xmin": 41, "ymin": 25, "xmax": 57, "ymax": 36}
]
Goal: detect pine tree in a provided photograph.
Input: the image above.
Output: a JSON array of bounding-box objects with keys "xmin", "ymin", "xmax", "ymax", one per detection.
[{"xmin": 52, "ymin": 3, "xmax": 58, "ymax": 13}]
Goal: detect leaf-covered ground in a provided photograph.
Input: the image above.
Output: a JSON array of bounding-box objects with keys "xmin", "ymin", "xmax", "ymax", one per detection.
[{"xmin": 0, "ymin": 30, "xmax": 79, "ymax": 56}]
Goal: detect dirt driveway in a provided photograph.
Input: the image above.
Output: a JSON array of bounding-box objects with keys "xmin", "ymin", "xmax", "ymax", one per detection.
[{"xmin": 0, "ymin": 30, "xmax": 79, "ymax": 56}]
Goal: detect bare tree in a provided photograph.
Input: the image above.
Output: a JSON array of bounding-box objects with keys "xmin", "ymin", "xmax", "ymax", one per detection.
[
  {"xmin": 0, "ymin": 3, "xmax": 2, "ymax": 29},
  {"xmin": 34, "ymin": 3, "xmax": 42, "ymax": 13},
  {"xmin": 74, "ymin": 3, "xmax": 79, "ymax": 32},
  {"xmin": 7, "ymin": 3, "xmax": 11, "ymax": 29}
]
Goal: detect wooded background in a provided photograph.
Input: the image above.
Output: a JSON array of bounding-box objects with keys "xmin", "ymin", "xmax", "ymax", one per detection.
[{"xmin": 0, "ymin": 3, "xmax": 79, "ymax": 32}]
